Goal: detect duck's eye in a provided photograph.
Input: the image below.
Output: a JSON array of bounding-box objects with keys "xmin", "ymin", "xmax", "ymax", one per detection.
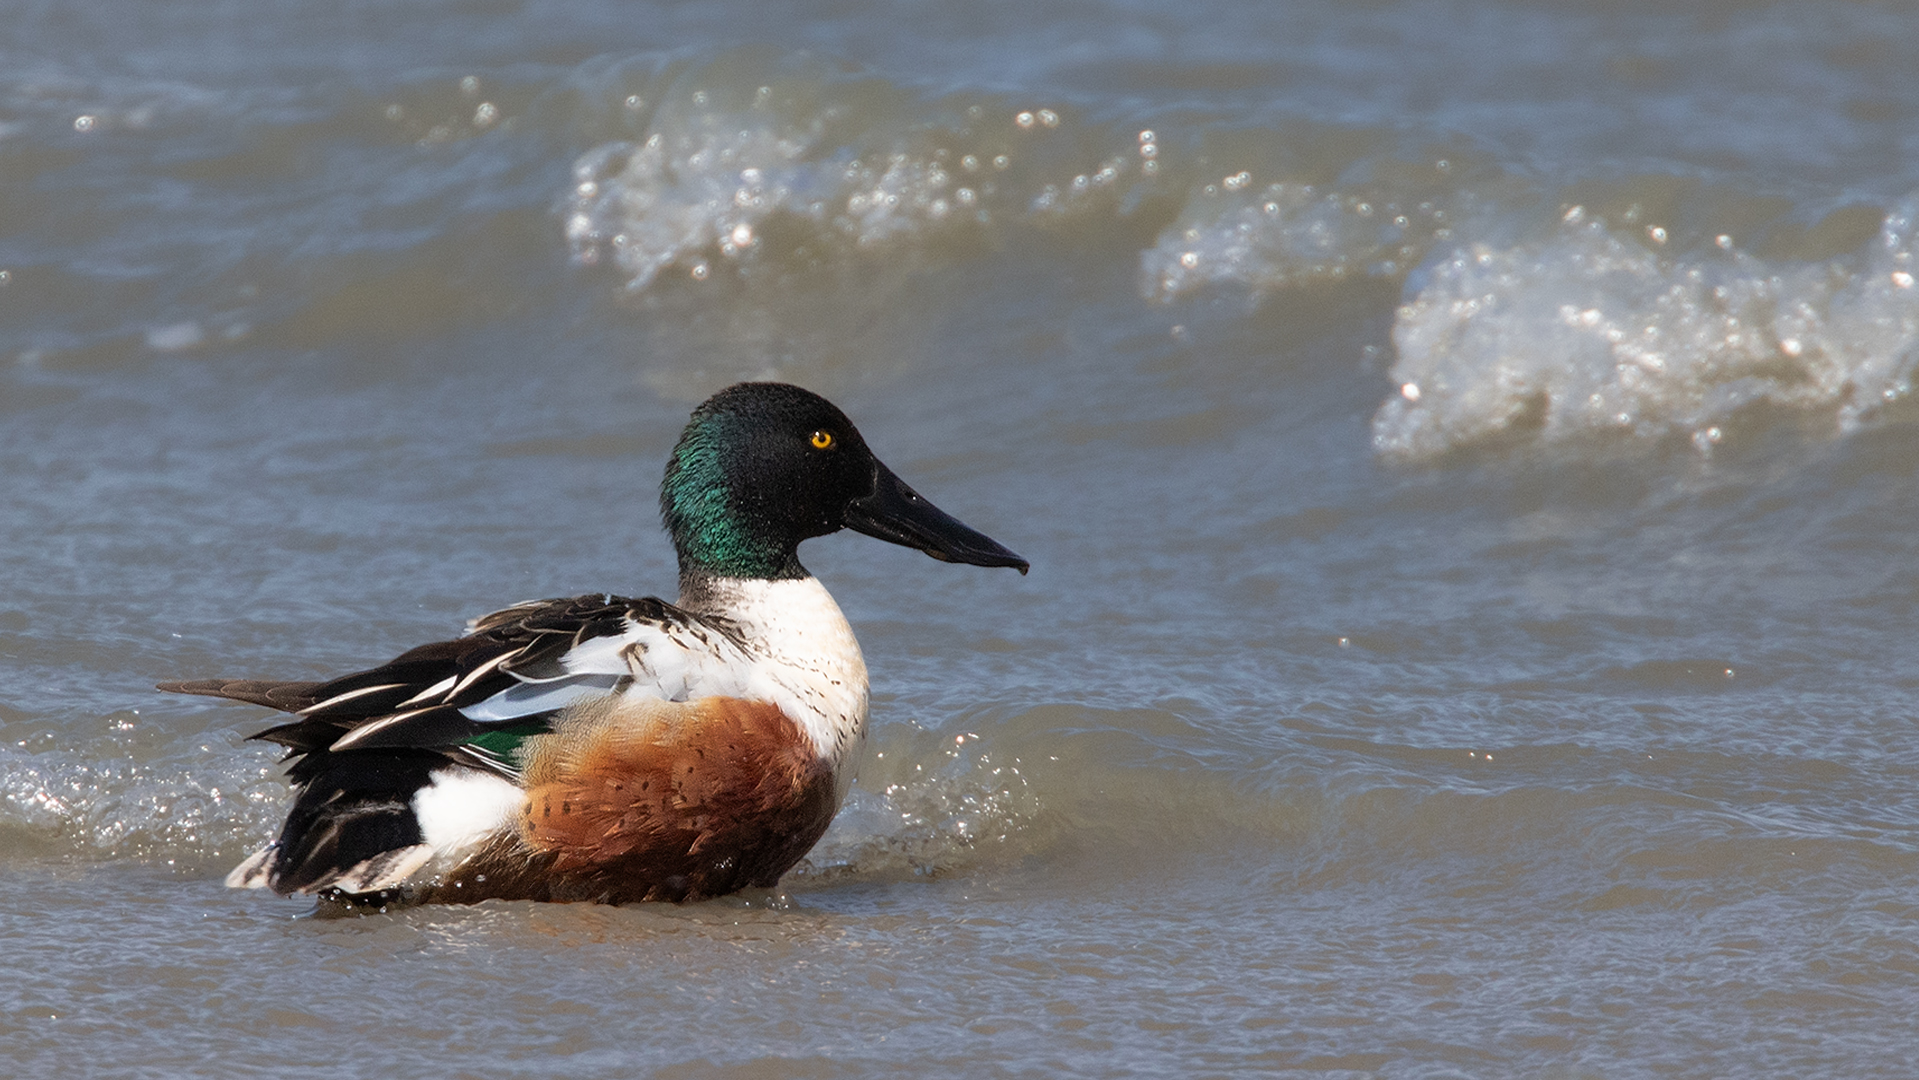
[{"xmin": 810, "ymin": 430, "xmax": 834, "ymax": 450}]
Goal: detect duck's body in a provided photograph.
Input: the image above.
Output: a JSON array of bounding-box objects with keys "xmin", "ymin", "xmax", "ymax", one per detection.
[{"xmin": 164, "ymin": 383, "xmax": 1025, "ymax": 905}]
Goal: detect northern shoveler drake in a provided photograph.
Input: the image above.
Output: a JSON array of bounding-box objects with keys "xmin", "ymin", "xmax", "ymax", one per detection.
[{"xmin": 162, "ymin": 382, "xmax": 1027, "ymax": 905}]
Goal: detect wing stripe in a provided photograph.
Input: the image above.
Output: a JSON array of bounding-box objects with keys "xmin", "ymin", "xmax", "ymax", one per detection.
[
  {"xmin": 299, "ymin": 682, "xmax": 409, "ymax": 716},
  {"xmin": 397, "ymin": 674, "xmax": 460, "ymax": 709},
  {"xmin": 328, "ymin": 706, "xmax": 445, "ymax": 750},
  {"xmin": 446, "ymin": 651, "xmax": 516, "ymax": 700}
]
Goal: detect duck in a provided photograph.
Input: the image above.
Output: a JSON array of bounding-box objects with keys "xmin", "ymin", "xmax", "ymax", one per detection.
[{"xmin": 162, "ymin": 381, "xmax": 1027, "ymax": 905}]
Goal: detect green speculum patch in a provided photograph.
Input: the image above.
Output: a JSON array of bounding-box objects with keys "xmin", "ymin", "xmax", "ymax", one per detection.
[{"xmin": 466, "ymin": 719, "xmax": 551, "ymax": 765}]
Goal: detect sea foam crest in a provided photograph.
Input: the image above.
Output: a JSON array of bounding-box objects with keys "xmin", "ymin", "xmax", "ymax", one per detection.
[
  {"xmin": 1373, "ymin": 200, "xmax": 1919, "ymax": 459},
  {"xmin": 561, "ymin": 53, "xmax": 1156, "ymax": 295},
  {"xmin": 565, "ymin": 83, "xmax": 1003, "ymax": 291},
  {"xmin": 1139, "ymin": 178, "xmax": 1463, "ymax": 301}
]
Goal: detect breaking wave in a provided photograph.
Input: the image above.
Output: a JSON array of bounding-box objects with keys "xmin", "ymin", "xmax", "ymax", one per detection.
[
  {"xmin": 1373, "ymin": 199, "xmax": 1919, "ymax": 459},
  {"xmin": 555, "ymin": 49, "xmax": 1919, "ymax": 465},
  {"xmin": 561, "ymin": 50, "xmax": 1146, "ymax": 293}
]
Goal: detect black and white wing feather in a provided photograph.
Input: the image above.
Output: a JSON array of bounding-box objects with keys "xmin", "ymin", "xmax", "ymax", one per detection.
[
  {"xmin": 163, "ymin": 593, "xmax": 740, "ymax": 773},
  {"xmin": 161, "ymin": 593, "xmax": 750, "ymax": 896}
]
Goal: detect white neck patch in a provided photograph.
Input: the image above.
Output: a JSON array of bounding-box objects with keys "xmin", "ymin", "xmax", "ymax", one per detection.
[{"xmin": 683, "ymin": 576, "xmax": 871, "ymax": 782}]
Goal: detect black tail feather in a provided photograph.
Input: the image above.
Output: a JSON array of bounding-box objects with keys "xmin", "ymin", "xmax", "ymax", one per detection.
[
  {"xmin": 157, "ymin": 678, "xmax": 324, "ymax": 712},
  {"xmin": 265, "ymin": 750, "xmax": 441, "ymax": 895}
]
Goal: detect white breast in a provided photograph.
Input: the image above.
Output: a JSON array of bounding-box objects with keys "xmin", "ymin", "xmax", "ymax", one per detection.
[{"xmin": 680, "ymin": 576, "xmax": 871, "ymax": 777}]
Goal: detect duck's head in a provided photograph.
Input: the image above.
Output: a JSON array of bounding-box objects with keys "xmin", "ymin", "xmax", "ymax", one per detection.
[{"xmin": 661, "ymin": 382, "xmax": 1029, "ymax": 581}]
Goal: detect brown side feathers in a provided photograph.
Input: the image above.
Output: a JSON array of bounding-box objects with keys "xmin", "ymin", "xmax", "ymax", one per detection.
[{"xmin": 440, "ymin": 695, "xmax": 836, "ymax": 904}]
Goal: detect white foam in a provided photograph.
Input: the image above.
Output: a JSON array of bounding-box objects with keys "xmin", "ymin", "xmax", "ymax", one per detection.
[
  {"xmin": 565, "ymin": 95, "xmax": 998, "ymax": 291},
  {"xmin": 144, "ymin": 322, "xmax": 205, "ymax": 352},
  {"xmin": 1140, "ymin": 180, "xmax": 1462, "ymax": 301},
  {"xmin": 561, "ymin": 59, "xmax": 1146, "ymax": 295},
  {"xmin": 1372, "ymin": 199, "xmax": 1919, "ymax": 459}
]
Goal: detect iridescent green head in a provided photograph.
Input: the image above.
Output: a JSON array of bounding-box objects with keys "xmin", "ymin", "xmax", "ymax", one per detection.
[{"xmin": 660, "ymin": 383, "xmax": 1029, "ymax": 582}]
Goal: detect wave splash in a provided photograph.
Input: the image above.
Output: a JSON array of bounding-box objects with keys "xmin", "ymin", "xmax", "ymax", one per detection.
[
  {"xmin": 1139, "ymin": 173, "xmax": 1468, "ymax": 301},
  {"xmin": 0, "ymin": 713, "xmax": 282, "ymax": 868},
  {"xmin": 564, "ymin": 97, "xmax": 992, "ymax": 291},
  {"xmin": 1373, "ymin": 200, "xmax": 1919, "ymax": 459},
  {"xmin": 562, "ymin": 52, "xmax": 1136, "ymax": 293},
  {"xmin": 555, "ymin": 48, "xmax": 1919, "ymax": 463}
]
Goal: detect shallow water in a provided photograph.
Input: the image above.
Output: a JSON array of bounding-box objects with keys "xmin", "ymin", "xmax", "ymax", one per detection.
[{"xmin": 4, "ymin": 1, "xmax": 1919, "ymax": 1076}]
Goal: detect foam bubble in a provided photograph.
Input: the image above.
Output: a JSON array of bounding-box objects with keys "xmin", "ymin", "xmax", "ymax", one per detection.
[
  {"xmin": 145, "ymin": 321, "xmax": 205, "ymax": 352},
  {"xmin": 565, "ymin": 87, "xmax": 999, "ymax": 290},
  {"xmin": 562, "ymin": 57, "xmax": 1148, "ymax": 295},
  {"xmin": 1373, "ymin": 198, "xmax": 1919, "ymax": 459},
  {"xmin": 1140, "ymin": 180, "xmax": 1461, "ymax": 301}
]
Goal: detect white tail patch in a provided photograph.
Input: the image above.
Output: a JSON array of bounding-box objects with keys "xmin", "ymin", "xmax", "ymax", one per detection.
[
  {"xmin": 412, "ymin": 769, "xmax": 525, "ymax": 861},
  {"xmin": 229, "ymin": 772, "xmax": 524, "ymax": 896}
]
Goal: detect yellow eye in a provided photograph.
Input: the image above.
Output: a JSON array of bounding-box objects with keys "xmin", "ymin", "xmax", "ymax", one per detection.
[{"xmin": 810, "ymin": 430, "xmax": 834, "ymax": 449}]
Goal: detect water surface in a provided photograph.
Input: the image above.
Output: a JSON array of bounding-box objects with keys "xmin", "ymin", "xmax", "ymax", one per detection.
[{"xmin": 3, "ymin": 2, "xmax": 1918, "ymax": 1076}]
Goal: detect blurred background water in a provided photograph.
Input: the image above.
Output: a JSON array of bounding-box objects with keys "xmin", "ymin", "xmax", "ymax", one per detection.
[{"xmin": 3, "ymin": 1, "xmax": 1918, "ymax": 1076}]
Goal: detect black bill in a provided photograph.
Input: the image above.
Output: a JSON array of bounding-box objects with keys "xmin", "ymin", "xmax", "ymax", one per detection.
[{"xmin": 845, "ymin": 462, "xmax": 1030, "ymax": 573}]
